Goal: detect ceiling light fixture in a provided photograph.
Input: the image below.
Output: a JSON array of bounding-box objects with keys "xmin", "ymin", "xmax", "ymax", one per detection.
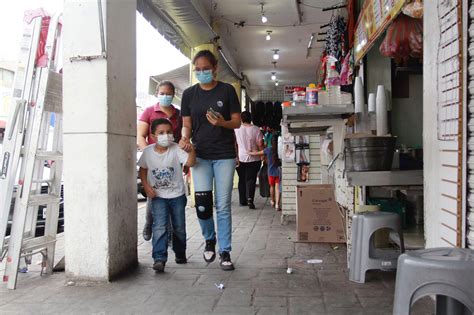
[
  {"xmin": 260, "ymin": 3, "xmax": 268, "ymax": 23},
  {"xmin": 266, "ymin": 30, "xmax": 272, "ymax": 41},
  {"xmin": 272, "ymin": 49, "xmax": 280, "ymax": 60},
  {"xmin": 275, "ymin": 81, "xmax": 279, "ymax": 86},
  {"xmin": 271, "ymin": 72, "xmax": 276, "ymax": 81}
]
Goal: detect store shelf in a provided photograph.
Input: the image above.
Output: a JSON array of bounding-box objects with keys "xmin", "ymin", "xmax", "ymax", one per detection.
[
  {"xmin": 283, "ymin": 103, "xmax": 354, "ymax": 122},
  {"xmin": 346, "ymin": 170, "xmax": 423, "ymax": 187}
]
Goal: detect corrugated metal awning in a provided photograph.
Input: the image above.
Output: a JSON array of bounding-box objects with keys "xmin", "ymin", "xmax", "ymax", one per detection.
[
  {"xmin": 137, "ymin": 0, "xmax": 242, "ymax": 84},
  {"xmin": 149, "ymin": 64, "xmax": 190, "ymax": 106}
]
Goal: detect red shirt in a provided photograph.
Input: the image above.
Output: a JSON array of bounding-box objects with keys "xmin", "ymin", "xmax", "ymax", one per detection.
[{"xmin": 139, "ymin": 103, "xmax": 181, "ymax": 145}]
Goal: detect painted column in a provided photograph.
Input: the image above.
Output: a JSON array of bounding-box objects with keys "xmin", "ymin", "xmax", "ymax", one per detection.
[{"xmin": 63, "ymin": 0, "xmax": 137, "ymax": 281}]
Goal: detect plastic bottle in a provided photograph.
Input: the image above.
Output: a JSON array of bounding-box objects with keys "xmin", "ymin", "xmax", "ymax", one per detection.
[
  {"xmin": 306, "ymin": 83, "xmax": 318, "ymax": 106},
  {"xmin": 325, "ymin": 56, "xmax": 341, "ymax": 105}
]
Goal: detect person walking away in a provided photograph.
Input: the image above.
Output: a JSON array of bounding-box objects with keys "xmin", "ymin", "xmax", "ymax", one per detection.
[
  {"xmin": 235, "ymin": 111, "xmax": 263, "ymax": 209},
  {"xmin": 179, "ymin": 50, "xmax": 241, "ymax": 271},
  {"xmin": 138, "ymin": 118, "xmax": 196, "ymax": 272},
  {"xmin": 250, "ymin": 132, "xmax": 281, "ymax": 211},
  {"xmin": 137, "ymin": 81, "xmax": 182, "ymax": 241}
]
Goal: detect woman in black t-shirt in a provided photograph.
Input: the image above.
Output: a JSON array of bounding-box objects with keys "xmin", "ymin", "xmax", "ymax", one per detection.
[{"xmin": 180, "ymin": 50, "xmax": 241, "ymax": 271}]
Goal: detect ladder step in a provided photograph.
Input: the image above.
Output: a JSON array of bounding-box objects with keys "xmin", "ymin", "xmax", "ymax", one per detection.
[
  {"xmin": 36, "ymin": 150, "xmax": 63, "ymax": 160},
  {"xmin": 28, "ymin": 194, "xmax": 61, "ymax": 206},
  {"xmin": 21, "ymin": 235, "xmax": 56, "ymax": 252}
]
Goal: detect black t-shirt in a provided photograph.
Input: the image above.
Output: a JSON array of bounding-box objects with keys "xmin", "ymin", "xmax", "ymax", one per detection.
[{"xmin": 181, "ymin": 81, "xmax": 241, "ymax": 160}]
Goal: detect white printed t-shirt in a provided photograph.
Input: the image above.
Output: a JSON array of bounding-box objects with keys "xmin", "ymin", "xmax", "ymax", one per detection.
[{"xmin": 138, "ymin": 143, "xmax": 188, "ymax": 199}]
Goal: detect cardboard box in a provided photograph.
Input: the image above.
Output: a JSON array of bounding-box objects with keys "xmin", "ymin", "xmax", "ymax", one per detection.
[{"xmin": 296, "ymin": 185, "xmax": 346, "ymax": 243}]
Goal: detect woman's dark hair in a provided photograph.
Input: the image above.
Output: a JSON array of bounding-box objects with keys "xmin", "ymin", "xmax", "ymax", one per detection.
[
  {"xmin": 192, "ymin": 50, "xmax": 218, "ymax": 67},
  {"xmin": 157, "ymin": 80, "xmax": 175, "ymax": 94},
  {"xmin": 151, "ymin": 118, "xmax": 172, "ymax": 134},
  {"xmin": 241, "ymin": 111, "xmax": 252, "ymax": 124},
  {"xmin": 271, "ymin": 132, "xmax": 281, "ymax": 167}
]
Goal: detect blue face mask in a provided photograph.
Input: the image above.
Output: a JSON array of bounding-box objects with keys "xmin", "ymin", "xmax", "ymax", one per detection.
[
  {"xmin": 157, "ymin": 95, "xmax": 173, "ymax": 107},
  {"xmin": 195, "ymin": 70, "xmax": 213, "ymax": 84}
]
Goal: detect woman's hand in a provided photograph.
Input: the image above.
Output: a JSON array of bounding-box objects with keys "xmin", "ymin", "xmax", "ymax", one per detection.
[
  {"xmin": 248, "ymin": 151, "xmax": 259, "ymax": 156},
  {"xmin": 206, "ymin": 112, "xmax": 225, "ymax": 126},
  {"xmin": 179, "ymin": 136, "xmax": 193, "ymax": 152},
  {"xmin": 144, "ymin": 184, "xmax": 156, "ymax": 198}
]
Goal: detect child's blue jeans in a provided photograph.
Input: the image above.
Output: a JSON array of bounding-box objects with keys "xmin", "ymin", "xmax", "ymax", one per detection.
[{"xmin": 151, "ymin": 194, "xmax": 187, "ymax": 262}]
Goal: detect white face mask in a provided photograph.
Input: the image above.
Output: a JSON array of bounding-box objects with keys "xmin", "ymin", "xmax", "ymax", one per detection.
[{"xmin": 156, "ymin": 134, "xmax": 174, "ymax": 147}]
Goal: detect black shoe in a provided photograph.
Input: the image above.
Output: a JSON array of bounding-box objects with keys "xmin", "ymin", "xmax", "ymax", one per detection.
[
  {"xmin": 175, "ymin": 255, "xmax": 187, "ymax": 264},
  {"xmin": 219, "ymin": 251, "xmax": 235, "ymax": 271},
  {"xmin": 153, "ymin": 261, "xmax": 166, "ymax": 272},
  {"xmin": 239, "ymin": 202, "xmax": 248, "ymax": 206},
  {"xmin": 248, "ymin": 200, "xmax": 256, "ymax": 210},
  {"xmin": 143, "ymin": 225, "xmax": 152, "ymax": 241},
  {"xmin": 203, "ymin": 239, "xmax": 216, "ymax": 263}
]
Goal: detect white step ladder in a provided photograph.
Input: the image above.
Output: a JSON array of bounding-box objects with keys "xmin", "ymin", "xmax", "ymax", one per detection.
[{"xmin": 0, "ymin": 12, "xmax": 63, "ymax": 290}]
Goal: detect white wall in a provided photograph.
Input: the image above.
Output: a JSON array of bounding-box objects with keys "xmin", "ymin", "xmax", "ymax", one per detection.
[{"xmin": 423, "ymin": 1, "xmax": 441, "ymax": 248}]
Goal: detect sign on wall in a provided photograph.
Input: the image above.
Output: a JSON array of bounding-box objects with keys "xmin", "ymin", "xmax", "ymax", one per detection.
[{"xmin": 354, "ymin": 0, "xmax": 406, "ymax": 63}]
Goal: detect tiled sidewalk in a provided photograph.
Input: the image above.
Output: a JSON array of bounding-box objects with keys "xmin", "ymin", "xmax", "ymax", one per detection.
[{"xmin": 0, "ymin": 193, "xmax": 434, "ymax": 314}]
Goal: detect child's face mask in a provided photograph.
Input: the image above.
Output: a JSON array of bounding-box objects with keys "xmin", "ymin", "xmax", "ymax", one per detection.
[{"xmin": 156, "ymin": 134, "xmax": 174, "ymax": 147}]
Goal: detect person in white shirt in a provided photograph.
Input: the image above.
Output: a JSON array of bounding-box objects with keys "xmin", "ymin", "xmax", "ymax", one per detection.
[
  {"xmin": 138, "ymin": 118, "xmax": 196, "ymax": 272},
  {"xmin": 234, "ymin": 111, "xmax": 264, "ymax": 209}
]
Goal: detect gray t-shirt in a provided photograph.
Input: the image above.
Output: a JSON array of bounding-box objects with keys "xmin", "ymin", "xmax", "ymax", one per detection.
[{"xmin": 138, "ymin": 143, "xmax": 188, "ymax": 199}]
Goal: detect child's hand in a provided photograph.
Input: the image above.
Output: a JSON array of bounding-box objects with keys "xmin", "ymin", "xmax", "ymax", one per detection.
[
  {"xmin": 144, "ymin": 185, "xmax": 156, "ymax": 198},
  {"xmin": 248, "ymin": 151, "xmax": 258, "ymax": 156},
  {"xmin": 179, "ymin": 137, "xmax": 193, "ymax": 152}
]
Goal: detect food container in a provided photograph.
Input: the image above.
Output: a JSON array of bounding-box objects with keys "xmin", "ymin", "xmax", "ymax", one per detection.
[
  {"xmin": 293, "ymin": 87, "xmax": 306, "ymax": 102},
  {"xmin": 306, "ymin": 84, "xmax": 318, "ymax": 106},
  {"xmin": 344, "ymin": 136, "xmax": 396, "ymax": 171}
]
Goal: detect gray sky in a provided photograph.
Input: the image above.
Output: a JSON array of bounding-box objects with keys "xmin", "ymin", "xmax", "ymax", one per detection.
[{"xmin": 0, "ymin": 0, "xmax": 190, "ymax": 98}]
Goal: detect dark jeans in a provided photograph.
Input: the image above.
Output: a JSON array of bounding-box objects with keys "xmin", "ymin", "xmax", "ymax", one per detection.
[
  {"xmin": 236, "ymin": 160, "xmax": 262, "ymax": 204},
  {"xmin": 151, "ymin": 194, "xmax": 187, "ymax": 262}
]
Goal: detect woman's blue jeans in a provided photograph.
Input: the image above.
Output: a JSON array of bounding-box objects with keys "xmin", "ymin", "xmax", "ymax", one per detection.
[{"xmin": 192, "ymin": 158, "xmax": 236, "ymax": 253}]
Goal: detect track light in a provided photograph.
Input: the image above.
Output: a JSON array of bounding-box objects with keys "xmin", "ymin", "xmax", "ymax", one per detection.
[
  {"xmin": 272, "ymin": 49, "xmax": 280, "ymax": 60},
  {"xmin": 275, "ymin": 81, "xmax": 279, "ymax": 86},
  {"xmin": 271, "ymin": 72, "xmax": 276, "ymax": 81},
  {"xmin": 260, "ymin": 3, "xmax": 268, "ymax": 23},
  {"xmin": 266, "ymin": 30, "xmax": 272, "ymax": 41}
]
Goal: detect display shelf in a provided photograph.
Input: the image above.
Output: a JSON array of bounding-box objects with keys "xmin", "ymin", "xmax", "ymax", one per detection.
[
  {"xmin": 283, "ymin": 103, "xmax": 354, "ymax": 122},
  {"xmin": 346, "ymin": 170, "xmax": 423, "ymax": 187}
]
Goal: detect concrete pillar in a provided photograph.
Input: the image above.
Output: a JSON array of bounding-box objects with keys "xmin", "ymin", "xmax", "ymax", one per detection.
[{"xmin": 63, "ymin": 0, "xmax": 137, "ymax": 282}]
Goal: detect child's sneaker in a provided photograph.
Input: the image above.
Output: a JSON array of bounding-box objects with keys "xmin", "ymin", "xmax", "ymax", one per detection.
[
  {"xmin": 153, "ymin": 261, "xmax": 166, "ymax": 272},
  {"xmin": 219, "ymin": 251, "xmax": 234, "ymax": 271},
  {"xmin": 175, "ymin": 255, "xmax": 187, "ymax": 264}
]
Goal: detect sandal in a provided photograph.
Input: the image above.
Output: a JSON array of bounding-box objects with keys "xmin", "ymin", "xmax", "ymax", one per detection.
[{"xmin": 203, "ymin": 239, "xmax": 216, "ymax": 263}]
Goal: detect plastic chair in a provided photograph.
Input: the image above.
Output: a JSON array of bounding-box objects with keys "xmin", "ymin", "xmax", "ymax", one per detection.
[{"xmin": 349, "ymin": 211, "xmax": 405, "ymax": 283}]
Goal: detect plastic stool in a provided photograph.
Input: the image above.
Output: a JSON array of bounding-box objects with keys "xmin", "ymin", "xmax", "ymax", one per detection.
[
  {"xmin": 349, "ymin": 211, "xmax": 405, "ymax": 283},
  {"xmin": 393, "ymin": 248, "xmax": 474, "ymax": 315}
]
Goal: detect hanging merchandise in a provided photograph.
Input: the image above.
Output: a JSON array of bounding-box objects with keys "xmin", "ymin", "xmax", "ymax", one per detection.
[
  {"xmin": 379, "ymin": 13, "xmax": 423, "ymax": 65},
  {"xmin": 325, "ymin": 15, "xmax": 346, "ymax": 72},
  {"xmin": 319, "ymin": 52, "xmax": 328, "ymax": 86},
  {"xmin": 340, "ymin": 50, "xmax": 354, "ymax": 86},
  {"xmin": 273, "ymin": 102, "xmax": 283, "ymax": 130},
  {"xmin": 264, "ymin": 101, "xmax": 274, "ymax": 127},
  {"xmin": 297, "ymin": 164, "xmax": 310, "ymax": 182},
  {"xmin": 252, "ymin": 101, "xmax": 266, "ymax": 127},
  {"xmin": 347, "ymin": 0, "xmax": 356, "ymax": 48},
  {"xmin": 402, "ymin": 0, "xmax": 423, "ymax": 19}
]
